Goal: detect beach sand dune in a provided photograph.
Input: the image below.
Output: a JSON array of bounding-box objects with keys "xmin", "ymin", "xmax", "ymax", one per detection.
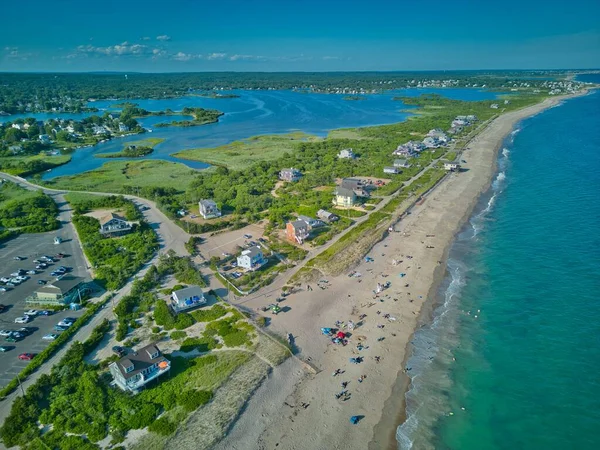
[{"xmin": 216, "ymin": 93, "xmax": 581, "ymax": 450}]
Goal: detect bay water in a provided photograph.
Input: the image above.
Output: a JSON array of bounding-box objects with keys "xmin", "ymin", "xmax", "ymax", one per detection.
[{"xmin": 398, "ymin": 89, "xmax": 600, "ymax": 449}]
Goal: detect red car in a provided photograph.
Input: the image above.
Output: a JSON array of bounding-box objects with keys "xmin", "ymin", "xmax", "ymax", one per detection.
[{"xmin": 18, "ymin": 353, "xmax": 34, "ymax": 361}]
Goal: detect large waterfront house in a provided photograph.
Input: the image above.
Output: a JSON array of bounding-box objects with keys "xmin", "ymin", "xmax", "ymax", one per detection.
[
  {"xmin": 26, "ymin": 276, "xmax": 90, "ymax": 306},
  {"xmin": 286, "ymin": 220, "xmax": 311, "ymax": 244},
  {"xmin": 394, "ymin": 140, "xmax": 426, "ymax": 157},
  {"xmin": 333, "ymin": 186, "xmax": 357, "ymax": 207},
  {"xmin": 338, "ymin": 148, "xmax": 356, "ymax": 159},
  {"xmin": 340, "ymin": 178, "xmax": 370, "ymax": 198},
  {"xmin": 109, "ymin": 344, "xmax": 171, "ymax": 394},
  {"xmin": 237, "ymin": 246, "xmax": 267, "ymax": 271},
  {"xmin": 279, "ymin": 168, "xmax": 302, "ymax": 182},
  {"xmin": 171, "ymin": 285, "xmax": 206, "ymax": 312},
  {"xmin": 99, "ymin": 213, "xmax": 132, "ymax": 236},
  {"xmin": 199, "ymin": 199, "xmax": 221, "ymax": 219}
]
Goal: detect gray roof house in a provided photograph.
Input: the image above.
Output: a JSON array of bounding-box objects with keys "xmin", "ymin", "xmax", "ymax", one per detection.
[
  {"xmin": 171, "ymin": 285, "xmax": 206, "ymax": 312},
  {"xmin": 99, "ymin": 213, "xmax": 132, "ymax": 236},
  {"xmin": 279, "ymin": 168, "xmax": 302, "ymax": 182},
  {"xmin": 109, "ymin": 344, "xmax": 171, "ymax": 394},
  {"xmin": 384, "ymin": 166, "xmax": 400, "ymax": 174},
  {"xmin": 199, "ymin": 199, "xmax": 221, "ymax": 219},
  {"xmin": 237, "ymin": 246, "xmax": 266, "ymax": 271}
]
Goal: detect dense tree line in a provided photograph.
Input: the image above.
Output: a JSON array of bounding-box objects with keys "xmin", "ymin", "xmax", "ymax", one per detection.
[{"xmin": 0, "ymin": 187, "xmax": 59, "ymax": 232}]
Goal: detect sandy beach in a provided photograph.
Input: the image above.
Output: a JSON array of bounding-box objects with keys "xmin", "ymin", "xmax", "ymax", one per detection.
[{"xmin": 216, "ymin": 93, "xmax": 582, "ymax": 450}]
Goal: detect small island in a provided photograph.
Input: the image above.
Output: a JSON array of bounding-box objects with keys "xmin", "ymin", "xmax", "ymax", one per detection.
[
  {"xmin": 194, "ymin": 91, "xmax": 240, "ymax": 99},
  {"xmin": 153, "ymin": 107, "xmax": 224, "ymax": 128},
  {"xmin": 95, "ymin": 137, "xmax": 164, "ymax": 158},
  {"xmin": 343, "ymin": 95, "xmax": 367, "ymax": 101}
]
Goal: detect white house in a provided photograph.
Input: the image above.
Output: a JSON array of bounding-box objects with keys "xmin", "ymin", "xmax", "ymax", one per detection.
[
  {"xmin": 333, "ymin": 186, "xmax": 357, "ymax": 207},
  {"xmin": 171, "ymin": 285, "xmax": 205, "ymax": 312},
  {"xmin": 118, "ymin": 123, "xmax": 129, "ymax": 132},
  {"xmin": 338, "ymin": 148, "xmax": 356, "ymax": 159},
  {"xmin": 384, "ymin": 166, "xmax": 400, "ymax": 174},
  {"xmin": 237, "ymin": 246, "xmax": 266, "ymax": 271},
  {"xmin": 199, "ymin": 199, "xmax": 221, "ymax": 219}
]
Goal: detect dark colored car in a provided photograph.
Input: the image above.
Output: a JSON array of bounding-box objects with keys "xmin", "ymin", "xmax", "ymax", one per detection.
[
  {"xmin": 38, "ymin": 280, "xmax": 47, "ymax": 285},
  {"xmin": 0, "ymin": 304, "xmax": 6, "ymax": 313},
  {"xmin": 38, "ymin": 310, "xmax": 52, "ymax": 316},
  {"xmin": 0, "ymin": 346, "xmax": 9, "ymax": 352},
  {"xmin": 18, "ymin": 353, "xmax": 34, "ymax": 360},
  {"xmin": 112, "ymin": 346, "xmax": 126, "ymax": 357}
]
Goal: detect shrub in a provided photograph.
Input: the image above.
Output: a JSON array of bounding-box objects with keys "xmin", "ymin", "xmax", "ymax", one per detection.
[
  {"xmin": 170, "ymin": 330, "xmax": 187, "ymax": 340},
  {"xmin": 256, "ymin": 316, "xmax": 267, "ymax": 327},
  {"xmin": 148, "ymin": 417, "xmax": 177, "ymax": 436},
  {"xmin": 152, "ymin": 326, "xmax": 161, "ymax": 334},
  {"xmin": 177, "ymin": 389, "xmax": 212, "ymax": 412},
  {"xmin": 190, "ymin": 304, "xmax": 228, "ymax": 322}
]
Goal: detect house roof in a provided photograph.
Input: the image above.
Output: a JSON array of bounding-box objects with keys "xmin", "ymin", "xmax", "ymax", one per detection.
[
  {"xmin": 335, "ymin": 186, "xmax": 356, "ymax": 198},
  {"xmin": 173, "ymin": 285, "xmax": 204, "ymax": 300},
  {"xmin": 291, "ymin": 219, "xmax": 309, "ymax": 231},
  {"xmin": 394, "ymin": 159, "xmax": 408, "ymax": 165},
  {"xmin": 384, "ymin": 166, "xmax": 398, "ymax": 171},
  {"xmin": 36, "ymin": 276, "xmax": 85, "ymax": 295},
  {"xmin": 317, "ymin": 209, "xmax": 337, "ymax": 219},
  {"xmin": 341, "ymin": 178, "xmax": 361, "ymax": 190},
  {"xmin": 114, "ymin": 343, "xmax": 167, "ymax": 380},
  {"xmin": 99, "ymin": 212, "xmax": 127, "ymax": 226},
  {"xmin": 241, "ymin": 246, "xmax": 263, "ymax": 258},
  {"xmin": 199, "ymin": 199, "xmax": 217, "ymax": 208}
]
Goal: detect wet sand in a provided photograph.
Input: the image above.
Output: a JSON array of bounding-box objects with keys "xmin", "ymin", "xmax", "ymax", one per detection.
[{"xmin": 215, "ymin": 93, "xmax": 583, "ymax": 450}]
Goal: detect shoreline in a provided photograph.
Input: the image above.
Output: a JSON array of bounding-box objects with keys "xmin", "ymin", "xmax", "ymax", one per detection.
[
  {"xmin": 213, "ymin": 91, "xmax": 587, "ymax": 450},
  {"xmin": 378, "ymin": 90, "xmax": 589, "ymax": 450}
]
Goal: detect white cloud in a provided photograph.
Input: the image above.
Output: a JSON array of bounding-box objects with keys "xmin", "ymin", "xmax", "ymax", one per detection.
[
  {"xmin": 206, "ymin": 52, "xmax": 228, "ymax": 60},
  {"xmin": 76, "ymin": 42, "xmax": 156, "ymax": 57},
  {"xmin": 141, "ymin": 36, "xmax": 151, "ymax": 41},
  {"xmin": 156, "ymin": 35, "xmax": 171, "ymax": 41},
  {"xmin": 3, "ymin": 46, "xmax": 33, "ymax": 60},
  {"xmin": 172, "ymin": 52, "xmax": 197, "ymax": 61}
]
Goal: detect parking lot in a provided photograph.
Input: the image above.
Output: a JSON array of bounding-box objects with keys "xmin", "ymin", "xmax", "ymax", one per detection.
[
  {"xmin": 0, "ymin": 226, "xmax": 89, "ymax": 388},
  {"xmin": 196, "ymin": 223, "xmax": 265, "ymax": 259}
]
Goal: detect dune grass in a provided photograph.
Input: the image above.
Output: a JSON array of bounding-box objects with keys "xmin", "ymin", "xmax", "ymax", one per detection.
[{"xmin": 171, "ymin": 132, "xmax": 321, "ymax": 170}]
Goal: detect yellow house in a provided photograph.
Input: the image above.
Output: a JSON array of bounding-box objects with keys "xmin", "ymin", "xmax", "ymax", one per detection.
[{"xmin": 333, "ymin": 187, "xmax": 357, "ymax": 207}]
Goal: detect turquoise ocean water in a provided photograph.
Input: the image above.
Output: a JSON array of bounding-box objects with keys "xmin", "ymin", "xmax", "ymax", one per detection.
[{"xmin": 397, "ymin": 88, "xmax": 600, "ymax": 449}]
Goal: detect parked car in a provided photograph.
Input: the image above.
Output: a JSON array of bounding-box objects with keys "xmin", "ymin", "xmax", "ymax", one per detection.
[
  {"xmin": 42, "ymin": 334, "xmax": 58, "ymax": 341},
  {"xmin": 24, "ymin": 309, "xmax": 38, "ymax": 317},
  {"xmin": 27, "ymin": 270, "xmax": 36, "ymax": 275},
  {"xmin": 54, "ymin": 325, "xmax": 68, "ymax": 332},
  {"xmin": 16, "ymin": 327, "xmax": 32, "ymax": 336},
  {"xmin": 13, "ymin": 256, "xmax": 23, "ymax": 261},
  {"xmin": 10, "ymin": 272, "xmax": 21, "ymax": 277},
  {"xmin": 38, "ymin": 280, "xmax": 47, "ymax": 285},
  {"xmin": 11, "ymin": 332, "xmax": 24, "ymax": 339},
  {"xmin": 57, "ymin": 320, "xmax": 72, "ymax": 328},
  {"xmin": 0, "ymin": 277, "xmax": 11, "ymax": 283},
  {"xmin": 243, "ymin": 234, "xmax": 252, "ymax": 239},
  {"xmin": 63, "ymin": 317, "xmax": 76, "ymax": 324},
  {"xmin": 18, "ymin": 353, "xmax": 34, "ymax": 360},
  {"xmin": 56, "ymin": 253, "xmax": 65, "ymax": 259},
  {"xmin": 0, "ymin": 346, "xmax": 9, "ymax": 352},
  {"xmin": 0, "ymin": 330, "xmax": 12, "ymax": 337},
  {"xmin": 5, "ymin": 283, "xmax": 15, "ymax": 288},
  {"xmin": 38, "ymin": 310, "xmax": 52, "ymax": 316},
  {"xmin": 0, "ymin": 304, "xmax": 5, "ymax": 312},
  {"xmin": 14, "ymin": 317, "xmax": 30, "ymax": 324},
  {"xmin": 36, "ymin": 264, "xmax": 47, "ymax": 270},
  {"xmin": 0, "ymin": 287, "xmax": 6, "ymax": 292},
  {"xmin": 112, "ymin": 346, "xmax": 126, "ymax": 357},
  {"xmin": 5, "ymin": 336, "xmax": 18, "ymax": 343}
]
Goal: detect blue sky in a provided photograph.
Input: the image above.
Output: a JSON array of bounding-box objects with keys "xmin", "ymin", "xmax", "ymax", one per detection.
[{"xmin": 1, "ymin": 0, "xmax": 599, "ymax": 72}]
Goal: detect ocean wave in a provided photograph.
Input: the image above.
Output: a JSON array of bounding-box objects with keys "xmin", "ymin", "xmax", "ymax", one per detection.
[
  {"xmin": 502, "ymin": 147, "xmax": 510, "ymax": 158},
  {"xmin": 396, "ymin": 259, "xmax": 467, "ymax": 449}
]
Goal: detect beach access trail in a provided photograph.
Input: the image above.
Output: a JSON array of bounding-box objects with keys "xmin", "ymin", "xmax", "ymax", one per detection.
[{"xmin": 215, "ymin": 93, "xmax": 583, "ymax": 450}]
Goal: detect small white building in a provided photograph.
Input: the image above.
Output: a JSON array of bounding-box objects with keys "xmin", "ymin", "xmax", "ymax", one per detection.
[
  {"xmin": 171, "ymin": 285, "xmax": 205, "ymax": 312},
  {"xmin": 199, "ymin": 199, "xmax": 221, "ymax": 219},
  {"xmin": 444, "ymin": 162, "xmax": 461, "ymax": 171},
  {"xmin": 490, "ymin": 104, "xmax": 499, "ymax": 109},
  {"xmin": 237, "ymin": 246, "xmax": 266, "ymax": 271},
  {"xmin": 118, "ymin": 123, "xmax": 130, "ymax": 132},
  {"xmin": 338, "ymin": 148, "xmax": 356, "ymax": 159},
  {"xmin": 384, "ymin": 166, "xmax": 400, "ymax": 174}
]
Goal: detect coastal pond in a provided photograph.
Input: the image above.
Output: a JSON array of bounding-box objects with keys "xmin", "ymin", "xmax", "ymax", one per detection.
[{"xmin": 4, "ymin": 88, "xmax": 506, "ymax": 179}]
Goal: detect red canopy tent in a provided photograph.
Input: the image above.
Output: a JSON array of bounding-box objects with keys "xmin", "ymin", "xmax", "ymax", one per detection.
[{"xmin": 336, "ymin": 331, "xmax": 346, "ymax": 339}]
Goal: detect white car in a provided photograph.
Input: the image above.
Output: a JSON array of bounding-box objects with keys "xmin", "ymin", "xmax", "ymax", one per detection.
[
  {"xmin": 24, "ymin": 309, "xmax": 38, "ymax": 317},
  {"xmin": 5, "ymin": 283, "xmax": 15, "ymax": 288},
  {"xmin": 42, "ymin": 334, "xmax": 58, "ymax": 341},
  {"xmin": 10, "ymin": 278, "xmax": 21, "ymax": 285},
  {"xmin": 14, "ymin": 317, "xmax": 30, "ymax": 324},
  {"xmin": 0, "ymin": 287, "xmax": 7, "ymax": 292},
  {"xmin": 27, "ymin": 270, "xmax": 36, "ymax": 275},
  {"xmin": 36, "ymin": 264, "xmax": 46, "ymax": 270},
  {"xmin": 0, "ymin": 330, "xmax": 12, "ymax": 337},
  {"xmin": 0, "ymin": 277, "xmax": 10, "ymax": 283},
  {"xmin": 57, "ymin": 320, "xmax": 72, "ymax": 328},
  {"xmin": 16, "ymin": 276, "xmax": 28, "ymax": 282},
  {"xmin": 10, "ymin": 272, "xmax": 21, "ymax": 277}
]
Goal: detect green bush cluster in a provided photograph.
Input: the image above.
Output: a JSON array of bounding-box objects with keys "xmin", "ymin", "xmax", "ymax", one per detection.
[
  {"xmin": 0, "ymin": 184, "xmax": 59, "ymax": 232},
  {"xmin": 190, "ymin": 304, "xmax": 228, "ymax": 322},
  {"xmin": 66, "ymin": 193, "xmax": 142, "ymax": 220},
  {"xmin": 154, "ymin": 299, "xmax": 195, "ymax": 330}
]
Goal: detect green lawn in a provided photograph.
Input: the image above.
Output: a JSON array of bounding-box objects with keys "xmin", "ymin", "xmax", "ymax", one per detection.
[
  {"xmin": 171, "ymin": 132, "xmax": 321, "ymax": 170},
  {"xmin": 0, "ymin": 180, "xmax": 38, "ymax": 208},
  {"xmin": 42, "ymin": 159, "xmax": 198, "ymax": 194}
]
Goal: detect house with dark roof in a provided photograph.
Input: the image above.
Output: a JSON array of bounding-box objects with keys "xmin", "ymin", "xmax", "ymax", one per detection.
[
  {"xmin": 279, "ymin": 168, "xmax": 302, "ymax": 182},
  {"xmin": 109, "ymin": 344, "xmax": 171, "ymax": 393},
  {"xmin": 99, "ymin": 213, "xmax": 131, "ymax": 236},
  {"xmin": 26, "ymin": 276, "xmax": 90, "ymax": 305}
]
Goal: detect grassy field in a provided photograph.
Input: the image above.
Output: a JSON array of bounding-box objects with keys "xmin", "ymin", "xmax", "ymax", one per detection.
[
  {"xmin": 0, "ymin": 154, "xmax": 71, "ymax": 176},
  {"xmin": 42, "ymin": 159, "xmax": 198, "ymax": 194},
  {"xmin": 0, "ymin": 180, "xmax": 39, "ymax": 208},
  {"xmin": 171, "ymin": 132, "xmax": 321, "ymax": 170}
]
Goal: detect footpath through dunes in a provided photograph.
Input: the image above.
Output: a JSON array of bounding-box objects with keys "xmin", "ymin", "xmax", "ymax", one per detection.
[{"xmin": 213, "ymin": 92, "xmax": 585, "ymax": 450}]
